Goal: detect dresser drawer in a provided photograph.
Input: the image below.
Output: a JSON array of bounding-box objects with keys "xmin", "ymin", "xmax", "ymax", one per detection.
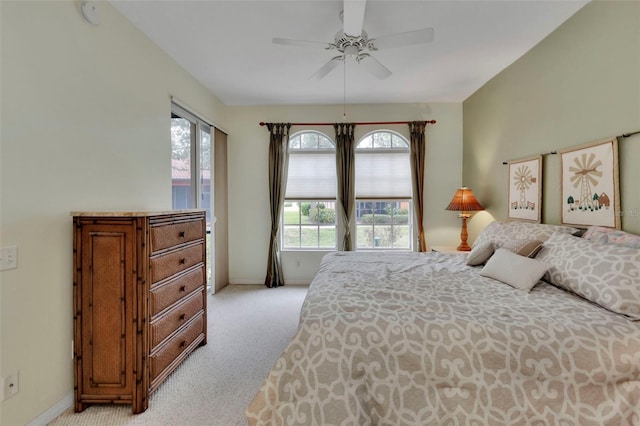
[
  {"xmin": 150, "ymin": 267, "xmax": 204, "ymax": 316},
  {"xmin": 150, "ymin": 244, "xmax": 203, "ymax": 284},
  {"xmin": 150, "ymin": 219, "xmax": 203, "ymax": 253},
  {"xmin": 150, "ymin": 290, "xmax": 204, "ymax": 349},
  {"xmin": 150, "ymin": 314, "xmax": 204, "ymax": 381}
]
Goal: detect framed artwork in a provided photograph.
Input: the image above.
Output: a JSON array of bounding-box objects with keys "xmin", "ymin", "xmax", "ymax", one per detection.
[
  {"xmin": 508, "ymin": 155, "xmax": 542, "ymax": 223},
  {"xmin": 560, "ymin": 137, "xmax": 620, "ymax": 229}
]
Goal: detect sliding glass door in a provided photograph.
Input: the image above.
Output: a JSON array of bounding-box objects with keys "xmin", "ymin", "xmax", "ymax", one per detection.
[{"xmin": 171, "ymin": 103, "xmax": 212, "ymax": 290}]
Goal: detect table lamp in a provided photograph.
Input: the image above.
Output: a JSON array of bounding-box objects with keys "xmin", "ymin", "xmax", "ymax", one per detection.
[{"xmin": 446, "ymin": 186, "xmax": 485, "ymax": 251}]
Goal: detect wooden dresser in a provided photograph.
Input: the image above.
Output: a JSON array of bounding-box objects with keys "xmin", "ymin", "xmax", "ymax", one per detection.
[{"xmin": 72, "ymin": 210, "xmax": 207, "ymax": 414}]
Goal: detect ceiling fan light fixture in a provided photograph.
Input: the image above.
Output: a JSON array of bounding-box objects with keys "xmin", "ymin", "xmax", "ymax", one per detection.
[
  {"xmin": 343, "ymin": 45, "xmax": 359, "ymax": 58},
  {"xmin": 272, "ymin": 0, "xmax": 434, "ymax": 80}
]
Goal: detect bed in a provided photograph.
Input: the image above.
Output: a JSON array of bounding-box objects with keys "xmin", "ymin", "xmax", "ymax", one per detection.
[{"xmin": 246, "ymin": 222, "xmax": 640, "ymax": 425}]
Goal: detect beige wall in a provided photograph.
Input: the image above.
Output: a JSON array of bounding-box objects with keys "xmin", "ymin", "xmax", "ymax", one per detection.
[
  {"xmin": 463, "ymin": 1, "xmax": 640, "ymax": 240},
  {"xmin": 6, "ymin": 0, "xmax": 637, "ymax": 424},
  {"xmin": 0, "ymin": 1, "xmax": 227, "ymax": 424},
  {"xmin": 226, "ymin": 103, "xmax": 464, "ymax": 284}
]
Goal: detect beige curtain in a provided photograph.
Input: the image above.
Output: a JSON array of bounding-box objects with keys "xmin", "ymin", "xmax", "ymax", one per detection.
[
  {"xmin": 335, "ymin": 123, "xmax": 356, "ymax": 251},
  {"xmin": 265, "ymin": 123, "xmax": 291, "ymax": 287},
  {"xmin": 409, "ymin": 121, "xmax": 428, "ymax": 252}
]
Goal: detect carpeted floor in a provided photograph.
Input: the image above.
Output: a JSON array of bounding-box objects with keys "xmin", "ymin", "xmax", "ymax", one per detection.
[{"xmin": 49, "ymin": 284, "xmax": 308, "ymax": 426}]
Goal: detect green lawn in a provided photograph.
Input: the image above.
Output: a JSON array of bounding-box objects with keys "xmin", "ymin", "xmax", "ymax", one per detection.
[
  {"xmin": 282, "ymin": 202, "xmax": 409, "ymax": 249},
  {"xmin": 283, "ymin": 203, "xmax": 335, "ymax": 248},
  {"xmin": 283, "ymin": 205, "xmax": 312, "ymax": 225},
  {"xmin": 283, "ymin": 226, "xmax": 336, "ymax": 248}
]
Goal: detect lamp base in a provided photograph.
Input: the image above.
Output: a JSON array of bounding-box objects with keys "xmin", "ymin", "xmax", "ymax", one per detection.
[
  {"xmin": 457, "ymin": 213, "xmax": 472, "ymax": 252},
  {"xmin": 456, "ymin": 242, "xmax": 471, "ymax": 252}
]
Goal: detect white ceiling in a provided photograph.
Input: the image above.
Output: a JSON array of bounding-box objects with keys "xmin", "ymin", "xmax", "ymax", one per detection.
[{"xmin": 109, "ymin": 0, "xmax": 588, "ymax": 106}]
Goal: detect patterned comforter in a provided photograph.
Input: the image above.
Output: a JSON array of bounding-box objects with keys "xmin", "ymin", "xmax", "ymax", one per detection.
[{"xmin": 246, "ymin": 251, "xmax": 640, "ymax": 425}]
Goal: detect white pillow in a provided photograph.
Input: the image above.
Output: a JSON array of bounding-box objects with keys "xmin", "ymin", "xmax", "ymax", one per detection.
[
  {"xmin": 582, "ymin": 226, "xmax": 640, "ymax": 249},
  {"xmin": 480, "ymin": 248, "xmax": 550, "ymax": 291}
]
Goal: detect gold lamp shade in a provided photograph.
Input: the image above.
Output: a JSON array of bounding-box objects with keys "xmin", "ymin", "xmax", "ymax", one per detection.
[{"xmin": 446, "ymin": 187, "xmax": 484, "ymax": 251}]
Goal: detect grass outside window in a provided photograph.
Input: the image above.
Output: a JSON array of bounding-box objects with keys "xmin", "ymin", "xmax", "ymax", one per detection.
[{"xmin": 283, "ymin": 201, "xmax": 336, "ymax": 249}]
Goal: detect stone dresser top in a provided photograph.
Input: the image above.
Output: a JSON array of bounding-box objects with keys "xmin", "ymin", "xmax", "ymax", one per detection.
[{"xmin": 70, "ymin": 209, "xmax": 205, "ymax": 217}]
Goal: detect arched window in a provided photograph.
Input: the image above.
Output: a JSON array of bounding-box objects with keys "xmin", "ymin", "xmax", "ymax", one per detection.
[
  {"xmin": 282, "ymin": 131, "xmax": 337, "ymax": 249},
  {"xmin": 355, "ymin": 130, "xmax": 412, "ymax": 250}
]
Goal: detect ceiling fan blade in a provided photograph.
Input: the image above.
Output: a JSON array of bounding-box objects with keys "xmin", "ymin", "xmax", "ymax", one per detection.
[
  {"xmin": 272, "ymin": 38, "xmax": 333, "ymax": 50},
  {"xmin": 343, "ymin": 0, "xmax": 367, "ymax": 37},
  {"xmin": 358, "ymin": 54, "xmax": 392, "ymax": 79},
  {"xmin": 371, "ymin": 27, "xmax": 435, "ymax": 51},
  {"xmin": 310, "ymin": 56, "xmax": 343, "ymax": 80}
]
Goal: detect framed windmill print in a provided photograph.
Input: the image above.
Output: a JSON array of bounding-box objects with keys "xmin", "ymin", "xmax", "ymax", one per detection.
[
  {"xmin": 560, "ymin": 137, "xmax": 620, "ymax": 229},
  {"xmin": 508, "ymin": 155, "xmax": 542, "ymax": 222}
]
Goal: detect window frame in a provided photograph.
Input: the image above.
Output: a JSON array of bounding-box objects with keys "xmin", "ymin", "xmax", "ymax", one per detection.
[
  {"xmin": 281, "ymin": 200, "xmax": 338, "ymax": 251},
  {"xmin": 171, "ymin": 102, "xmax": 213, "ymax": 289},
  {"xmin": 171, "ymin": 103, "xmax": 212, "ymax": 219},
  {"xmin": 281, "ymin": 131, "xmax": 338, "ymax": 251},
  {"xmin": 355, "ymin": 130, "xmax": 413, "ymax": 251},
  {"xmin": 355, "ymin": 199, "xmax": 413, "ymax": 250}
]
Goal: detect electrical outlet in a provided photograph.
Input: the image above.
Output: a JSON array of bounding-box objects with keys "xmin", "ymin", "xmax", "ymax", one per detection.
[
  {"xmin": 3, "ymin": 371, "xmax": 19, "ymax": 400},
  {"xmin": 0, "ymin": 246, "xmax": 18, "ymax": 271},
  {"xmin": 295, "ymin": 259, "xmax": 301, "ymax": 267}
]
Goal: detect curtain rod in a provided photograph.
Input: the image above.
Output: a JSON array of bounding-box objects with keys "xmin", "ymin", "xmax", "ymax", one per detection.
[
  {"xmin": 621, "ymin": 130, "xmax": 640, "ymax": 138},
  {"xmin": 259, "ymin": 120, "xmax": 436, "ymax": 127},
  {"xmin": 502, "ymin": 151, "xmax": 556, "ymax": 165},
  {"xmin": 502, "ymin": 130, "xmax": 640, "ymax": 164}
]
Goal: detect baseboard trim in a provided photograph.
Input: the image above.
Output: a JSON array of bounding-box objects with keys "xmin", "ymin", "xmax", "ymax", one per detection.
[
  {"xmin": 229, "ymin": 279, "xmax": 263, "ymax": 285},
  {"xmin": 27, "ymin": 393, "xmax": 73, "ymax": 426},
  {"xmin": 229, "ymin": 279, "xmax": 310, "ymax": 286}
]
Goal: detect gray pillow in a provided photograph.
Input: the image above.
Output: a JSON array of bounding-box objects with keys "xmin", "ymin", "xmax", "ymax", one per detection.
[
  {"xmin": 467, "ymin": 239, "xmax": 543, "ymax": 266},
  {"xmin": 502, "ymin": 239, "xmax": 544, "ymax": 258},
  {"xmin": 466, "ymin": 241, "xmax": 495, "ymax": 266},
  {"xmin": 473, "ymin": 221, "xmax": 579, "ymax": 248},
  {"xmin": 536, "ymin": 232, "xmax": 640, "ymax": 319}
]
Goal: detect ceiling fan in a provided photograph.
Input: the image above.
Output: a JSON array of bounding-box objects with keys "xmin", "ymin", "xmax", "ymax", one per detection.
[{"xmin": 272, "ymin": 0, "xmax": 434, "ymax": 80}]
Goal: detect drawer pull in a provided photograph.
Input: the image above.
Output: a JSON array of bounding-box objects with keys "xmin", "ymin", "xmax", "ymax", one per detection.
[
  {"xmin": 179, "ymin": 258, "xmax": 186, "ymax": 265},
  {"xmin": 179, "ymin": 231, "xmax": 186, "ymax": 238},
  {"xmin": 179, "ymin": 313, "xmax": 186, "ymax": 321},
  {"xmin": 180, "ymin": 340, "xmax": 186, "ymax": 348},
  {"xmin": 179, "ymin": 285, "xmax": 186, "ymax": 292}
]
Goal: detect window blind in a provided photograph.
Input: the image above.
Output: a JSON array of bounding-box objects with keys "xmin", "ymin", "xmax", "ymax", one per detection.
[
  {"xmin": 355, "ymin": 151, "xmax": 411, "ymax": 198},
  {"xmin": 286, "ymin": 150, "xmax": 336, "ymax": 199}
]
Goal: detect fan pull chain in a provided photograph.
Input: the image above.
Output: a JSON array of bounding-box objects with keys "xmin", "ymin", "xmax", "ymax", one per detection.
[{"xmin": 343, "ymin": 57, "xmax": 347, "ymax": 121}]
